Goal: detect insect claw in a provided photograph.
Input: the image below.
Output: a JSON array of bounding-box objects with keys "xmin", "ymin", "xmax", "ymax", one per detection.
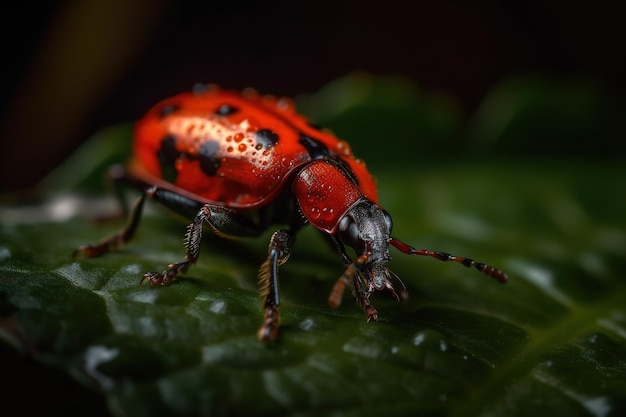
[
  {"xmin": 141, "ymin": 270, "xmax": 176, "ymax": 286},
  {"xmin": 73, "ymin": 244, "xmax": 106, "ymax": 258},
  {"xmin": 366, "ymin": 307, "xmax": 379, "ymax": 322},
  {"xmin": 141, "ymin": 272, "xmax": 160, "ymax": 285}
]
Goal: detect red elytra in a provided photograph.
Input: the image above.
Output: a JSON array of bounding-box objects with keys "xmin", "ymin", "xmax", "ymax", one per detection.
[
  {"xmin": 131, "ymin": 86, "xmax": 376, "ymax": 209},
  {"xmin": 75, "ymin": 84, "xmax": 507, "ymax": 343}
]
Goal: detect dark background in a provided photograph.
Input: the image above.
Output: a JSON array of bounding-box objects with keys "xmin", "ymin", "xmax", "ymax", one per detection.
[{"xmin": 1, "ymin": 0, "xmax": 624, "ymax": 193}]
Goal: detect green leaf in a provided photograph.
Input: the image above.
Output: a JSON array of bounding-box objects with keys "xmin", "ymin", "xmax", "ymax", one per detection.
[{"xmin": 2, "ymin": 74, "xmax": 625, "ymax": 417}]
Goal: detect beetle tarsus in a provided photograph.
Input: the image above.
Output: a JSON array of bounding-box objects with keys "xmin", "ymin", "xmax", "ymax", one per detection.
[
  {"xmin": 141, "ymin": 260, "xmax": 190, "ymax": 286},
  {"xmin": 257, "ymin": 305, "xmax": 280, "ymax": 343},
  {"xmin": 328, "ymin": 273, "xmax": 349, "ymax": 308},
  {"xmin": 365, "ymin": 306, "xmax": 379, "ymax": 322},
  {"xmin": 73, "ymin": 243, "xmax": 111, "ymax": 258},
  {"xmin": 74, "ymin": 193, "xmax": 147, "ymax": 259}
]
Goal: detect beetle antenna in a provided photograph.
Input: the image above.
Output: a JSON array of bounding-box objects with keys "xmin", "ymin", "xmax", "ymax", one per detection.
[{"xmin": 389, "ymin": 238, "xmax": 508, "ymax": 283}]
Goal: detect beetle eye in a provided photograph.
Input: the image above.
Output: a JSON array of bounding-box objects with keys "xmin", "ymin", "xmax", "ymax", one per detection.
[
  {"xmin": 338, "ymin": 216, "xmax": 359, "ymax": 245},
  {"xmin": 383, "ymin": 210, "xmax": 393, "ymax": 234}
]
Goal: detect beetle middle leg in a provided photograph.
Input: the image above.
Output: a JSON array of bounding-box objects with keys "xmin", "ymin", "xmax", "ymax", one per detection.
[{"xmin": 142, "ymin": 196, "xmax": 264, "ymax": 286}]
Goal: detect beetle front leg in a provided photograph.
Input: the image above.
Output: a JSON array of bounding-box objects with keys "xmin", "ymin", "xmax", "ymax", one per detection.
[
  {"xmin": 329, "ymin": 245, "xmax": 379, "ymax": 321},
  {"xmin": 342, "ymin": 260, "xmax": 379, "ymax": 322},
  {"xmin": 257, "ymin": 229, "xmax": 294, "ymax": 343},
  {"xmin": 327, "ymin": 235, "xmax": 353, "ymax": 309}
]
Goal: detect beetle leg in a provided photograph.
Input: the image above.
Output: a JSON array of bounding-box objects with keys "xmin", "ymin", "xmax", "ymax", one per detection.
[
  {"xmin": 327, "ymin": 239, "xmax": 379, "ymax": 320},
  {"xmin": 350, "ymin": 251, "xmax": 379, "ymax": 322},
  {"xmin": 327, "ymin": 235, "xmax": 353, "ymax": 308},
  {"xmin": 73, "ymin": 180, "xmax": 203, "ymax": 258},
  {"xmin": 74, "ymin": 191, "xmax": 147, "ymax": 258},
  {"xmin": 354, "ymin": 282, "xmax": 379, "ymax": 322},
  {"xmin": 328, "ymin": 273, "xmax": 350, "ymax": 309},
  {"xmin": 143, "ymin": 201, "xmax": 264, "ymax": 286},
  {"xmin": 77, "ymin": 178, "xmax": 267, "ymax": 285},
  {"xmin": 257, "ymin": 229, "xmax": 294, "ymax": 343},
  {"xmin": 142, "ymin": 204, "xmax": 210, "ymax": 285}
]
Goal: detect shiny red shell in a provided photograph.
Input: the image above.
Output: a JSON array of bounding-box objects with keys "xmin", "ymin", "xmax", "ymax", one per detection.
[
  {"xmin": 130, "ymin": 85, "xmax": 379, "ymax": 232},
  {"xmin": 292, "ymin": 160, "xmax": 366, "ymax": 233}
]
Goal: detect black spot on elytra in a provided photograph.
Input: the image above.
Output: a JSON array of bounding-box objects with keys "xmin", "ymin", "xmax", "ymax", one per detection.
[
  {"xmin": 199, "ymin": 140, "xmax": 221, "ymax": 176},
  {"xmin": 299, "ymin": 134, "xmax": 330, "ymax": 159},
  {"xmin": 215, "ymin": 104, "xmax": 239, "ymax": 116},
  {"xmin": 159, "ymin": 104, "xmax": 179, "ymax": 118},
  {"xmin": 158, "ymin": 135, "xmax": 181, "ymax": 182},
  {"xmin": 255, "ymin": 129, "xmax": 279, "ymax": 149}
]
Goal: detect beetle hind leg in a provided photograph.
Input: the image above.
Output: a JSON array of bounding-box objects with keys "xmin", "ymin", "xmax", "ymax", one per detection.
[
  {"xmin": 257, "ymin": 229, "xmax": 294, "ymax": 343},
  {"xmin": 74, "ymin": 191, "xmax": 147, "ymax": 258}
]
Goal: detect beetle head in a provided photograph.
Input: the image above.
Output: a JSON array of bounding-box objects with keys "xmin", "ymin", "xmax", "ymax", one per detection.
[{"xmin": 336, "ymin": 199, "xmax": 406, "ymax": 299}]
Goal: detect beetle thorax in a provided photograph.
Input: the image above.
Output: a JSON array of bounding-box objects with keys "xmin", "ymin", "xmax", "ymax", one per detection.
[{"xmin": 292, "ymin": 159, "xmax": 365, "ymax": 234}]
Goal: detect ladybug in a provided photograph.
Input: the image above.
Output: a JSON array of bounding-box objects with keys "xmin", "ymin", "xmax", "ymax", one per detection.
[{"xmin": 75, "ymin": 84, "xmax": 507, "ymax": 343}]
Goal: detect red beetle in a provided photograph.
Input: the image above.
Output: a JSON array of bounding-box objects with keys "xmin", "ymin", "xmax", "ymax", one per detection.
[{"xmin": 76, "ymin": 84, "xmax": 507, "ymax": 343}]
